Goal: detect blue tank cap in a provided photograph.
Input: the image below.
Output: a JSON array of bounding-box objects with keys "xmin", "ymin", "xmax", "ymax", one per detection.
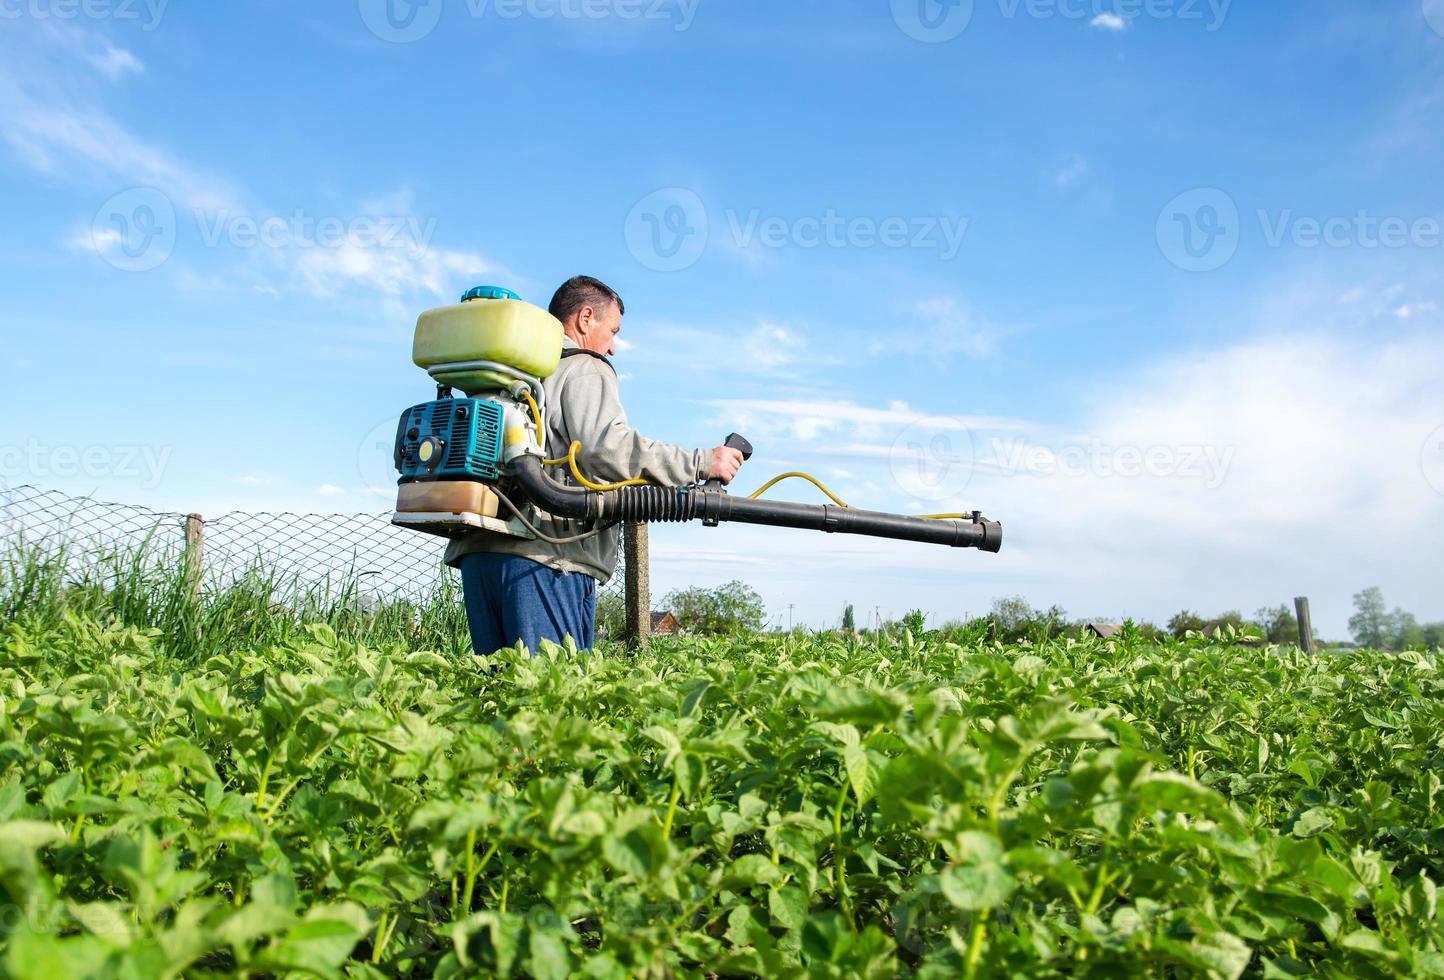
[{"xmin": 460, "ymin": 285, "xmax": 521, "ymax": 303}]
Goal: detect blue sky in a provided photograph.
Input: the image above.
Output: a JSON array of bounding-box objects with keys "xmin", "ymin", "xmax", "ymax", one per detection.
[{"xmin": 2, "ymin": 0, "xmax": 1443, "ymax": 637}]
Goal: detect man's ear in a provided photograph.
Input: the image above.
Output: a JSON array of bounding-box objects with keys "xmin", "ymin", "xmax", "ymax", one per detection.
[{"xmin": 575, "ymin": 305, "xmax": 593, "ymax": 336}]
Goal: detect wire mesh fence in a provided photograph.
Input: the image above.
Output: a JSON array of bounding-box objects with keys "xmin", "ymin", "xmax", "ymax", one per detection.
[{"xmin": 0, "ymin": 484, "xmax": 626, "ymax": 605}]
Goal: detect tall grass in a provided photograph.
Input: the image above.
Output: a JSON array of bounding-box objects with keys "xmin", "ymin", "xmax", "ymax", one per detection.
[{"xmin": 0, "ymin": 532, "xmax": 475, "ymax": 663}]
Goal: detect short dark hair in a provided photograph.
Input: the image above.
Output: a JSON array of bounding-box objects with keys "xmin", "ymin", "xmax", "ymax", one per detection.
[{"xmin": 549, "ymin": 275, "xmax": 625, "ymax": 322}]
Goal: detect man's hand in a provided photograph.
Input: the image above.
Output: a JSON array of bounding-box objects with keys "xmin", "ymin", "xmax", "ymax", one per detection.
[{"xmin": 708, "ymin": 446, "xmax": 745, "ymax": 485}]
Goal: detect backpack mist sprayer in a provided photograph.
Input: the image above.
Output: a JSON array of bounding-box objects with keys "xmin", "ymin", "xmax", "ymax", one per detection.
[{"xmin": 389, "ymin": 287, "xmax": 1003, "ymax": 554}]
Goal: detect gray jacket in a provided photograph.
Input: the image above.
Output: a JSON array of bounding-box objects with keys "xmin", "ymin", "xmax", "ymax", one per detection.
[{"xmin": 443, "ymin": 337, "xmax": 710, "ymax": 583}]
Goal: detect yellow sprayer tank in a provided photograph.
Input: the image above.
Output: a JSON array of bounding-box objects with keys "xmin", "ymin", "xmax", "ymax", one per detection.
[{"xmin": 412, "ymin": 287, "xmax": 563, "ymax": 394}]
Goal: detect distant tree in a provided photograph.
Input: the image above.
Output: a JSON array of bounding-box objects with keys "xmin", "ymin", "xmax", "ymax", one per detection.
[
  {"xmin": 1168, "ymin": 610, "xmax": 1207, "ymax": 638},
  {"xmin": 1210, "ymin": 611, "xmax": 1246, "ymax": 632},
  {"xmin": 1253, "ymin": 605, "xmax": 1299, "ymax": 644},
  {"xmin": 664, "ymin": 581, "xmax": 767, "ymax": 636},
  {"xmin": 842, "ymin": 604, "xmax": 856, "ymax": 632},
  {"xmin": 1389, "ymin": 608, "xmax": 1425, "ymax": 651},
  {"xmin": 990, "ymin": 596, "xmax": 1036, "ymax": 635},
  {"xmin": 1423, "ymin": 622, "xmax": 1444, "ymax": 652},
  {"xmin": 1349, "ymin": 587, "xmax": 1390, "ymax": 649}
]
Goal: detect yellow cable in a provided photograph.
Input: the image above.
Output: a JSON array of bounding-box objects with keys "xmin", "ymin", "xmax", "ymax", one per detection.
[
  {"xmin": 545, "ymin": 440, "xmax": 651, "ymax": 492},
  {"xmin": 748, "ymin": 472, "xmax": 851, "ymax": 508},
  {"xmin": 747, "ymin": 471, "xmax": 971, "ymax": 521},
  {"xmin": 520, "ymin": 390, "xmax": 545, "ymax": 454}
]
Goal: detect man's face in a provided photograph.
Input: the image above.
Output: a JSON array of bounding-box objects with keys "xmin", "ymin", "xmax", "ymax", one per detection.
[{"xmin": 577, "ymin": 301, "xmax": 622, "ymax": 357}]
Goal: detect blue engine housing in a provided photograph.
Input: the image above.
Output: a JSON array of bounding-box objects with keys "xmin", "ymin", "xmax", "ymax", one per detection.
[{"xmin": 393, "ymin": 398, "xmax": 506, "ymax": 483}]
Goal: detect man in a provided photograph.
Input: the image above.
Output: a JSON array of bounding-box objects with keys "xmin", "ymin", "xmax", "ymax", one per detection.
[{"xmin": 444, "ymin": 275, "xmax": 746, "ymax": 656}]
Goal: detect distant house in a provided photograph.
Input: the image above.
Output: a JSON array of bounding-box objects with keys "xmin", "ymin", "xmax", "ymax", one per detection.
[
  {"xmin": 650, "ymin": 611, "xmax": 680, "ymax": 636},
  {"xmin": 1085, "ymin": 622, "xmax": 1124, "ymax": 639}
]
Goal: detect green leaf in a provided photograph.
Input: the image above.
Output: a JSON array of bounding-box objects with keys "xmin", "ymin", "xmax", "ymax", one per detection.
[
  {"xmin": 727, "ymin": 853, "xmax": 783, "ymax": 888},
  {"xmin": 844, "ymin": 744, "xmax": 874, "ymax": 804},
  {"xmin": 1292, "ymin": 807, "xmax": 1334, "ymax": 838},
  {"xmin": 254, "ymin": 903, "xmax": 370, "ymax": 978},
  {"xmin": 769, "ymin": 885, "xmax": 807, "ymax": 930},
  {"xmin": 939, "ymin": 832, "xmax": 1016, "ymax": 911}
]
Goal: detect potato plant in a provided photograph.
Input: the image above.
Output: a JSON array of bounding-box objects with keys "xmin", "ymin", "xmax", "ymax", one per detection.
[{"xmin": 0, "ymin": 612, "xmax": 1440, "ymax": 977}]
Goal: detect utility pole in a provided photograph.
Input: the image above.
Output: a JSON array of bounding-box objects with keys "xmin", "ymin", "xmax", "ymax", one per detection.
[{"xmin": 788, "ymin": 604, "xmax": 795, "ymax": 631}]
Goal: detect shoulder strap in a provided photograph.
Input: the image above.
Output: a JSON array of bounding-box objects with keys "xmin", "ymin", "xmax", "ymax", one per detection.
[{"xmin": 559, "ymin": 348, "xmax": 616, "ymax": 374}]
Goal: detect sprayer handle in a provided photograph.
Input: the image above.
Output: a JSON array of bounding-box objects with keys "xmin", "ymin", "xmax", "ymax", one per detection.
[{"xmin": 702, "ymin": 433, "xmax": 754, "ymax": 491}]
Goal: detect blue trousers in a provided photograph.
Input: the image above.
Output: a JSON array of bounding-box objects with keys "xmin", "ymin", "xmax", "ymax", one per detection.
[{"xmin": 458, "ymin": 553, "xmax": 597, "ymax": 656}]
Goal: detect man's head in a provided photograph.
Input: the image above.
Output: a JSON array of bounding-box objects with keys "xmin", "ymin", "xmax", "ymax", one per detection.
[{"xmin": 549, "ymin": 275, "xmax": 624, "ymax": 357}]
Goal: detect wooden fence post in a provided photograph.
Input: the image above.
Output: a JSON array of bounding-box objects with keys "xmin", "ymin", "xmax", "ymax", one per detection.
[
  {"xmin": 624, "ymin": 522, "xmax": 650, "ymax": 649},
  {"xmin": 184, "ymin": 513, "xmax": 205, "ymax": 596},
  {"xmin": 1294, "ymin": 596, "xmax": 1317, "ymax": 655}
]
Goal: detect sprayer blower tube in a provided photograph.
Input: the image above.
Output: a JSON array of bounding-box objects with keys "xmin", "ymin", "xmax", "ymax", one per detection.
[{"xmin": 509, "ymin": 456, "xmax": 1002, "ymax": 552}]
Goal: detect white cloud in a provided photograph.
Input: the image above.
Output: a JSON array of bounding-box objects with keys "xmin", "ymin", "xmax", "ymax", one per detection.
[
  {"xmin": 234, "ymin": 475, "xmax": 273, "ymax": 487},
  {"xmin": 1395, "ymin": 301, "xmax": 1438, "ymax": 320},
  {"xmin": 84, "ymin": 42, "xmax": 145, "ymax": 81},
  {"xmin": 687, "ymin": 291, "xmax": 1444, "ymax": 638},
  {"xmin": 318, "ymin": 484, "xmax": 347, "ymax": 497},
  {"xmin": 71, "ymin": 227, "xmax": 123, "ymax": 257},
  {"xmin": 0, "ymin": 20, "xmax": 235, "ymax": 211},
  {"xmin": 1053, "ymin": 153, "xmax": 1090, "ymax": 189},
  {"xmin": 1091, "ymin": 13, "xmax": 1128, "ymax": 31},
  {"xmin": 708, "ymin": 397, "xmax": 1030, "ymax": 447},
  {"xmin": 872, "ymin": 297, "xmax": 1008, "ymax": 361}
]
